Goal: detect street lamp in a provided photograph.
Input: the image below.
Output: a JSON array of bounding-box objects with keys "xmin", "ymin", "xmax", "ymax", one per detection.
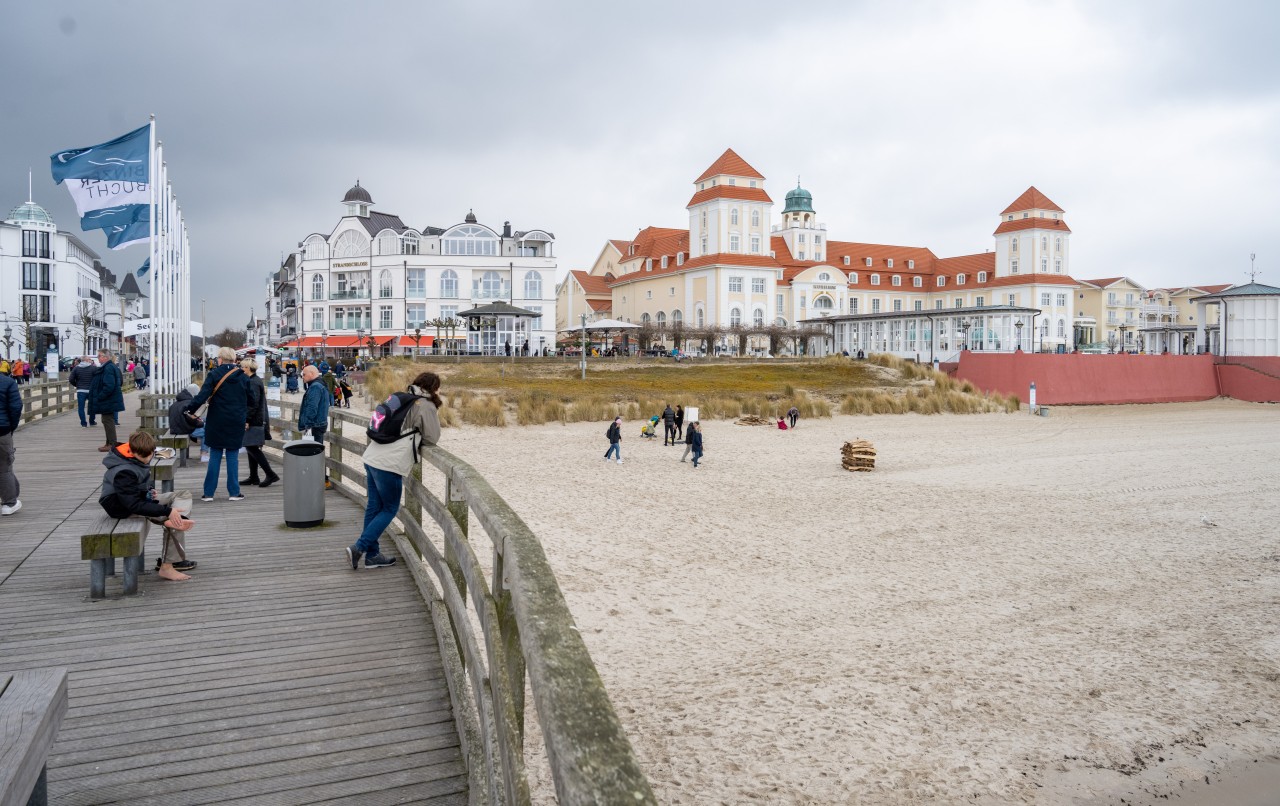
[
  {"xmin": 960, "ymin": 319, "xmax": 972, "ymax": 350},
  {"xmin": 1014, "ymin": 320, "xmax": 1023, "ymax": 351},
  {"xmin": 1, "ymin": 324, "xmax": 13, "ymax": 360},
  {"xmin": 321, "ymin": 328, "xmax": 328, "ymax": 362},
  {"xmin": 413, "ymin": 326, "xmax": 422, "ymax": 357}
]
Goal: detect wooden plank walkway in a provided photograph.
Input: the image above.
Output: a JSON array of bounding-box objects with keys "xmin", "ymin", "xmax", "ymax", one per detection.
[{"xmin": 0, "ymin": 394, "xmax": 467, "ymax": 805}]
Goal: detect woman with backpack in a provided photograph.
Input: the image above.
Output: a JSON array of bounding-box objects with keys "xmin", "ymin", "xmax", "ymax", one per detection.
[
  {"xmin": 604, "ymin": 416, "xmax": 622, "ymax": 464},
  {"xmin": 345, "ymin": 371, "xmax": 442, "ymax": 570}
]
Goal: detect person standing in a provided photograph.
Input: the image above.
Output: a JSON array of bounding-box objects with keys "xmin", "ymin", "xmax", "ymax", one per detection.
[
  {"xmin": 11, "ymin": 358, "xmax": 26, "ymax": 386},
  {"xmin": 188, "ymin": 346, "xmax": 250, "ymax": 502},
  {"xmin": 89, "ymin": 349, "xmax": 125, "ymax": 452},
  {"xmin": 298, "ymin": 365, "xmax": 332, "ymax": 487},
  {"xmin": 240, "ymin": 358, "xmax": 279, "ymax": 488},
  {"xmin": 334, "ymin": 360, "xmax": 345, "ymax": 380},
  {"xmin": 0, "ymin": 365, "xmax": 22, "ymax": 515},
  {"xmin": 674, "ymin": 405, "xmax": 685, "ymax": 442},
  {"xmin": 132, "ymin": 360, "xmax": 146, "ymax": 390},
  {"xmin": 689, "ymin": 421, "xmax": 704, "ymax": 468},
  {"xmin": 69, "ymin": 356, "xmax": 96, "ymax": 428},
  {"xmin": 346, "ymin": 371, "xmax": 443, "ymax": 570},
  {"xmin": 604, "ymin": 416, "xmax": 622, "ymax": 464},
  {"xmin": 787, "ymin": 405, "xmax": 800, "ymax": 429},
  {"xmin": 661, "ymin": 404, "xmax": 676, "ymax": 446}
]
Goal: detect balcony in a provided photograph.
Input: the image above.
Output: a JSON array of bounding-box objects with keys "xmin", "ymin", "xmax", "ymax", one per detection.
[
  {"xmin": 330, "ymin": 321, "xmax": 372, "ymax": 332},
  {"xmin": 1140, "ymin": 303, "xmax": 1178, "ymax": 319},
  {"xmin": 331, "ymin": 290, "xmax": 370, "ymax": 301},
  {"xmin": 472, "ymin": 285, "xmax": 511, "ymax": 300}
]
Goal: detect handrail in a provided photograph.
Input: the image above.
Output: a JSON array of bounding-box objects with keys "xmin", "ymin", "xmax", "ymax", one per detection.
[
  {"xmin": 251, "ymin": 396, "xmax": 655, "ymax": 805},
  {"xmin": 15, "ymin": 376, "xmax": 136, "ymax": 424}
]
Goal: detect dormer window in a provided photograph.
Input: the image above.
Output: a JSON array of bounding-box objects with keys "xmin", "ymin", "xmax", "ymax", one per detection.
[
  {"xmin": 865, "ymin": 257, "xmax": 872, "ymax": 267},
  {"xmin": 871, "ymin": 274, "xmax": 881, "ymax": 285},
  {"xmin": 850, "ymin": 273, "xmax": 858, "ymax": 284},
  {"xmin": 843, "ymin": 256, "xmax": 851, "ymax": 265},
  {"xmin": 907, "ymin": 260, "xmax": 914, "ymax": 269},
  {"xmin": 661, "ymin": 256, "xmax": 668, "ymax": 269},
  {"xmin": 676, "ymin": 252, "xmax": 684, "ymax": 266},
  {"xmin": 957, "ymin": 274, "xmax": 966, "ymax": 285},
  {"xmin": 913, "ymin": 276, "xmax": 922, "ymax": 288},
  {"xmin": 891, "ymin": 275, "xmax": 901, "ymax": 286},
  {"xmin": 645, "ymin": 258, "xmax": 652, "ymax": 271},
  {"xmin": 937, "ymin": 276, "xmax": 946, "ymax": 287},
  {"xmin": 978, "ymin": 271, "xmax": 987, "ymax": 283},
  {"xmin": 886, "ymin": 259, "xmax": 894, "ymax": 268}
]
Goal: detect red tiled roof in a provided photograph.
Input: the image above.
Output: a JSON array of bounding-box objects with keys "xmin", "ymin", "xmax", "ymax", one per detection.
[
  {"xmin": 695, "ymin": 148, "xmax": 765, "ymax": 183},
  {"xmin": 994, "ymin": 217, "xmax": 1071, "ymax": 235},
  {"xmin": 1079, "ymin": 277, "xmax": 1127, "ymax": 288},
  {"xmin": 686, "ymin": 185, "xmax": 773, "ymax": 207},
  {"xmin": 1000, "ymin": 187, "xmax": 1063, "ymax": 215},
  {"xmin": 607, "ymin": 239, "xmax": 630, "ymax": 256},
  {"xmin": 934, "ymin": 252, "xmax": 997, "ymax": 278},
  {"xmin": 617, "ymin": 226, "xmax": 689, "ymax": 265},
  {"xmin": 570, "ymin": 270, "xmax": 611, "ymax": 295},
  {"xmin": 1190, "ymin": 283, "xmax": 1230, "ymax": 294},
  {"xmin": 586, "ymin": 299, "xmax": 612, "ymax": 311}
]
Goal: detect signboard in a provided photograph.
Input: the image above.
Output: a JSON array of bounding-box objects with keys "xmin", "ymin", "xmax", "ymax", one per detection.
[
  {"xmin": 266, "ymin": 382, "xmax": 281, "ymax": 421},
  {"xmin": 685, "ymin": 406, "xmax": 699, "ymax": 424},
  {"xmin": 124, "ymin": 319, "xmax": 205, "ymax": 337}
]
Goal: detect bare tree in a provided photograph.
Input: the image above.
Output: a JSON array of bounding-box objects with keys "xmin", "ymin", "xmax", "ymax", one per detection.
[
  {"xmin": 212, "ymin": 328, "xmax": 247, "ymax": 348},
  {"xmin": 75, "ymin": 299, "xmax": 101, "ymax": 356}
]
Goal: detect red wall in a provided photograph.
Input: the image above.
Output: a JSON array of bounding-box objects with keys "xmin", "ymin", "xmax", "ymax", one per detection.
[
  {"xmin": 955, "ymin": 353, "xmax": 1221, "ymax": 405},
  {"xmin": 1218, "ymin": 365, "xmax": 1280, "ymax": 403}
]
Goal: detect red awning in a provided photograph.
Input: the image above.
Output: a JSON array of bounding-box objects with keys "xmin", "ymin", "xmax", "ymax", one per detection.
[{"xmin": 274, "ymin": 335, "xmax": 402, "ymax": 348}]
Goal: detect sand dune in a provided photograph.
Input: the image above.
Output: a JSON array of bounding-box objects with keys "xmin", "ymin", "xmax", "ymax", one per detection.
[{"xmin": 423, "ymin": 399, "xmax": 1280, "ymax": 804}]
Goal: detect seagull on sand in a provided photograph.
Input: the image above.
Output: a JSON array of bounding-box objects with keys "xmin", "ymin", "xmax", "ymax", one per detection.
[{"xmin": 1201, "ymin": 514, "xmax": 1219, "ymax": 527}]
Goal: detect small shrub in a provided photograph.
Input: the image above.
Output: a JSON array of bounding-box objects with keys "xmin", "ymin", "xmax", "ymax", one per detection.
[
  {"xmin": 461, "ymin": 395, "xmax": 505, "ymax": 427},
  {"xmin": 438, "ymin": 406, "xmax": 460, "ymax": 428}
]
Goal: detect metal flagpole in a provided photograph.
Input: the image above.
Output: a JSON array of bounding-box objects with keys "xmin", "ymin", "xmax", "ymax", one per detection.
[{"xmin": 148, "ymin": 117, "xmax": 157, "ymax": 377}]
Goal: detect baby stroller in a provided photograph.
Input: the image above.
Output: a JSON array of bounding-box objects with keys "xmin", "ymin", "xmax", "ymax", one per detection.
[
  {"xmin": 640, "ymin": 415, "xmax": 660, "ymax": 439},
  {"xmin": 285, "ymin": 369, "xmax": 299, "ymax": 393}
]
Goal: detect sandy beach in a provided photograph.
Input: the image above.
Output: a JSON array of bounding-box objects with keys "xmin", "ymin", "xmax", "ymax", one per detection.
[{"xmin": 406, "ymin": 399, "xmax": 1280, "ymax": 804}]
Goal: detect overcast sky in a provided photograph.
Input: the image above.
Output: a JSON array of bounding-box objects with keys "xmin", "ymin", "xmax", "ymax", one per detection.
[{"xmin": 3, "ymin": 1, "xmax": 1278, "ymax": 332}]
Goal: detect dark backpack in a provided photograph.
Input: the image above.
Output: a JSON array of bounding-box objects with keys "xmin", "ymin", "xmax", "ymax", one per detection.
[{"xmin": 367, "ymin": 392, "xmax": 424, "ymax": 444}]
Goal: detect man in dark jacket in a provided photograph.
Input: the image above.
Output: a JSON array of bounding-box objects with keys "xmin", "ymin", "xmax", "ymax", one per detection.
[
  {"xmin": 604, "ymin": 416, "xmax": 622, "ymax": 464},
  {"xmin": 89, "ymin": 349, "xmax": 125, "ymax": 451},
  {"xmin": 0, "ymin": 367, "xmax": 22, "ymax": 515},
  {"xmin": 100, "ymin": 431, "xmax": 197, "ymax": 580},
  {"xmin": 661, "ymin": 404, "xmax": 677, "ymax": 446},
  {"xmin": 68, "ymin": 356, "xmax": 97, "ymax": 427},
  {"xmin": 167, "ymin": 384, "xmax": 206, "ymax": 444}
]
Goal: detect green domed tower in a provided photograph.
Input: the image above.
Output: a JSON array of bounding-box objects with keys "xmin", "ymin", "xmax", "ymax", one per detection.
[
  {"xmin": 779, "ymin": 179, "xmax": 822, "ymax": 261},
  {"xmin": 782, "ymin": 183, "xmax": 814, "ymax": 216}
]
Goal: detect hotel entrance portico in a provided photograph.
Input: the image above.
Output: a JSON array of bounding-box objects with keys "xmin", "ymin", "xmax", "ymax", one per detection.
[
  {"xmin": 457, "ymin": 300, "xmax": 543, "ymax": 356},
  {"xmin": 803, "ymin": 305, "xmax": 1043, "ymax": 362}
]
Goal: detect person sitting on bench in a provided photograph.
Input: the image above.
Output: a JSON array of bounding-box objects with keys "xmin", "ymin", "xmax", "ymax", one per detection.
[{"xmin": 99, "ymin": 431, "xmax": 197, "ymax": 582}]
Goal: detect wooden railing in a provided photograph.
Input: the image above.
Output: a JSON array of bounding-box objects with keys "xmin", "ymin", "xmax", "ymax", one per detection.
[
  {"xmin": 15, "ymin": 373, "xmax": 138, "ymax": 425},
  {"xmin": 251, "ymin": 398, "xmax": 653, "ymax": 805}
]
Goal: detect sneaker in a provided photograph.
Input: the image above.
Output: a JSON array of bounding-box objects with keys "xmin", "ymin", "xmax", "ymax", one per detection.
[
  {"xmin": 0, "ymin": 500, "xmax": 21, "ymax": 516},
  {"xmin": 346, "ymin": 545, "xmax": 362, "ymax": 570},
  {"xmin": 616, "ymin": 459, "xmax": 623, "ymax": 464},
  {"xmin": 228, "ymin": 495, "xmax": 245, "ymax": 502},
  {"xmin": 363, "ymin": 553, "xmax": 397, "ymax": 569},
  {"xmin": 201, "ymin": 496, "xmax": 214, "ymax": 502}
]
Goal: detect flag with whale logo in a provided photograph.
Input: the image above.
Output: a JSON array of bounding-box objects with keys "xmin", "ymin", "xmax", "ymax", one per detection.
[{"xmin": 49, "ymin": 123, "xmax": 151, "ymax": 236}]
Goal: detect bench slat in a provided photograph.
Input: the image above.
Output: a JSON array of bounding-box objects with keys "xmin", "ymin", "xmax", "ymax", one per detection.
[{"xmin": 0, "ymin": 668, "xmax": 69, "ymax": 806}]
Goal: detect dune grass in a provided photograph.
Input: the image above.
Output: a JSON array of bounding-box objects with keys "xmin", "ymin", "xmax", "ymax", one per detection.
[{"xmin": 362, "ymin": 355, "xmax": 1010, "ymax": 426}]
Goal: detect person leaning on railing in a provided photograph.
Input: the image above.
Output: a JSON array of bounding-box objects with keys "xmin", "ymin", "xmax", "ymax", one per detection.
[{"xmin": 345, "ymin": 371, "xmax": 442, "ymax": 571}]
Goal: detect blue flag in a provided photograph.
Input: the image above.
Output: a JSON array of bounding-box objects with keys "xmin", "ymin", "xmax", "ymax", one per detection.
[
  {"xmin": 50, "ymin": 123, "xmax": 150, "ymax": 185},
  {"xmin": 137, "ymin": 258, "xmax": 150, "ymax": 277},
  {"xmin": 80, "ymin": 204, "xmax": 148, "ymax": 233},
  {"xmin": 105, "ymin": 216, "xmax": 149, "ymax": 250}
]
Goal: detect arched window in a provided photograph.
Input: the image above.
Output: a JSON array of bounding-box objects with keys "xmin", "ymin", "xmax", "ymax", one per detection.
[
  {"xmin": 977, "ymin": 271, "xmax": 987, "ymax": 283},
  {"xmin": 305, "ymin": 238, "xmax": 327, "ymax": 260},
  {"xmin": 730, "ymin": 307, "xmax": 742, "ymax": 326},
  {"xmin": 672, "ymin": 310, "xmax": 683, "ymax": 325},
  {"xmin": 937, "ymin": 276, "xmax": 946, "ymax": 287},
  {"xmin": 311, "ymin": 274, "xmax": 324, "ymax": 301},
  {"xmin": 1042, "ymin": 236, "xmax": 1048, "ymax": 250},
  {"xmin": 641, "ymin": 313, "xmax": 651, "ymax": 325},
  {"xmin": 818, "ymin": 272, "xmax": 830, "ymax": 281},
  {"xmin": 891, "ymin": 275, "xmax": 901, "ymax": 286},
  {"xmin": 1040, "ymin": 319, "xmax": 1049, "ymax": 337},
  {"xmin": 871, "ymin": 274, "xmax": 880, "ymax": 285},
  {"xmin": 402, "ymin": 232, "xmax": 420, "ymax": 255},
  {"xmin": 524, "ymin": 271, "xmax": 542, "ymax": 299},
  {"xmin": 656, "ymin": 311, "xmax": 667, "ymax": 325},
  {"xmin": 379, "ymin": 269, "xmax": 393, "ymax": 298},
  {"xmin": 813, "ymin": 295, "xmax": 834, "ymax": 310},
  {"xmin": 1057, "ymin": 318, "xmax": 1066, "ymax": 338},
  {"xmin": 751, "ymin": 209, "xmax": 760, "ymax": 227},
  {"xmin": 1012, "ymin": 237, "xmax": 1019, "ymax": 253},
  {"xmin": 331, "ymin": 230, "xmax": 369, "ymax": 258},
  {"xmin": 696, "ymin": 307, "xmax": 705, "ymax": 327},
  {"xmin": 752, "ymin": 308, "xmax": 764, "ymax": 327},
  {"xmin": 957, "ymin": 274, "xmax": 966, "ymax": 285},
  {"xmin": 1054, "ymin": 237, "xmax": 1061, "ymax": 252},
  {"xmin": 730, "ymin": 208, "xmax": 739, "ymax": 226},
  {"xmin": 478, "ymin": 271, "xmax": 503, "ymax": 298},
  {"xmin": 440, "ymin": 269, "xmax": 458, "ymax": 298},
  {"xmin": 776, "ymin": 317, "xmax": 787, "ymax": 326},
  {"xmin": 443, "ymin": 225, "xmax": 498, "ymax": 256},
  {"xmin": 913, "ymin": 276, "xmax": 923, "ymax": 287},
  {"xmin": 377, "ymin": 232, "xmax": 399, "ymax": 256}
]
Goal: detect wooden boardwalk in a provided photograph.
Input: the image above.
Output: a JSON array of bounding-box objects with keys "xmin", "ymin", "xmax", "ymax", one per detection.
[{"xmin": 0, "ymin": 395, "xmax": 467, "ymax": 805}]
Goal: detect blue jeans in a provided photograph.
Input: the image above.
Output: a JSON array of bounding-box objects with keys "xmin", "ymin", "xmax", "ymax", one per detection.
[
  {"xmin": 604, "ymin": 443, "xmax": 620, "ymax": 461},
  {"xmin": 203, "ymin": 447, "xmax": 242, "ymax": 498},
  {"xmin": 356, "ymin": 465, "xmax": 403, "ymax": 558},
  {"xmin": 190, "ymin": 427, "xmax": 205, "ymax": 441},
  {"xmin": 692, "ymin": 449, "xmax": 703, "ymax": 467},
  {"xmin": 76, "ymin": 391, "xmax": 90, "ymax": 425}
]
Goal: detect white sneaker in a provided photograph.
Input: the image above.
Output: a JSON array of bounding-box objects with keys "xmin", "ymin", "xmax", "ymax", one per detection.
[
  {"xmin": 0, "ymin": 500, "xmax": 20, "ymax": 515},
  {"xmin": 616, "ymin": 459, "xmax": 623, "ymax": 464}
]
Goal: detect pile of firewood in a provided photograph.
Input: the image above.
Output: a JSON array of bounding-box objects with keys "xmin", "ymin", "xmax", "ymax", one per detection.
[
  {"xmin": 841, "ymin": 439, "xmax": 876, "ymax": 471},
  {"xmin": 734, "ymin": 414, "xmax": 772, "ymax": 426}
]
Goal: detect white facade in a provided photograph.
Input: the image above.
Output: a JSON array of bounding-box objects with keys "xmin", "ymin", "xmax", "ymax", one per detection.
[
  {"xmin": 272, "ymin": 184, "xmax": 557, "ymax": 356},
  {"xmin": 0, "ymin": 198, "xmax": 122, "ymax": 361}
]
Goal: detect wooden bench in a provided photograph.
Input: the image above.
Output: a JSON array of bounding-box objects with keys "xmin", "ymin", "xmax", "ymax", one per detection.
[
  {"xmin": 81, "ymin": 514, "xmax": 147, "ymax": 599},
  {"xmin": 150, "ymin": 456, "xmax": 178, "ymax": 494},
  {"xmin": 0, "ymin": 668, "xmax": 69, "ymax": 806},
  {"xmin": 159, "ymin": 433, "xmax": 190, "ymax": 467}
]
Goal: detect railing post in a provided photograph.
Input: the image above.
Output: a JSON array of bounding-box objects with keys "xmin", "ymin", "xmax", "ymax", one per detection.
[
  {"xmin": 494, "ymin": 542, "xmax": 526, "ymax": 746},
  {"xmin": 330, "ymin": 412, "xmax": 343, "ymax": 484},
  {"xmin": 405, "ymin": 463, "xmax": 423, "ymax": 556},
  {"xmin": 445, "ymin": 472, "xmax": 468, "ymax": 602}
]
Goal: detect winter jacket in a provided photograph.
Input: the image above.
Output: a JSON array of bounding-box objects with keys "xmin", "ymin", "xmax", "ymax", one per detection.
[
  {"xmin": 674, "ymin": 407, "xmax": 684, "ymax": 427},
  {"xmin": 320, "ymin": 372, "xmax": 337, "ymax": 400},
  {"xmin": 99, "ymin": 444, "xmax": 169, "ymax": 520},
  {"xmin": 690, "ymin": 429, "xmax": 704, "ymax": 453},
  {"xmin": 661, "ymin": 406, "xmax": 675, "ymax": 425},
  {"xmin": 88, "ymin": 361, "xmax": 125, "ymax": 415},
  {"xmin": 243, "ymin": 375, "xmax": 270, "ymax": 447},
  {"xmin": 189, "ymin": 363, "xmax": 250, "ymax": 450},
  {"xmin": 362, "ymin": 388, "xmax": 442, "ymax": 477},
  {"xmin": 68, "ymin": 361, "xmax": 95, "ymax": 392},
  {"xmin": 606, "ymin": 421, "xmax": 621, "ymax": 444},
  {"xmin": 133, "ymin": 363, "xmax": 146, "ymax": 381},
  {"xmin": 167, "ymin": 388, "xmax": 202, "ymax": 436},
  {"xmin": 298, "ymin": 378, "xmax": 331, "ymax": 430},
  {"xmin": 0, "ymin": 373, "xmax": 21, "ymax": 436}
]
